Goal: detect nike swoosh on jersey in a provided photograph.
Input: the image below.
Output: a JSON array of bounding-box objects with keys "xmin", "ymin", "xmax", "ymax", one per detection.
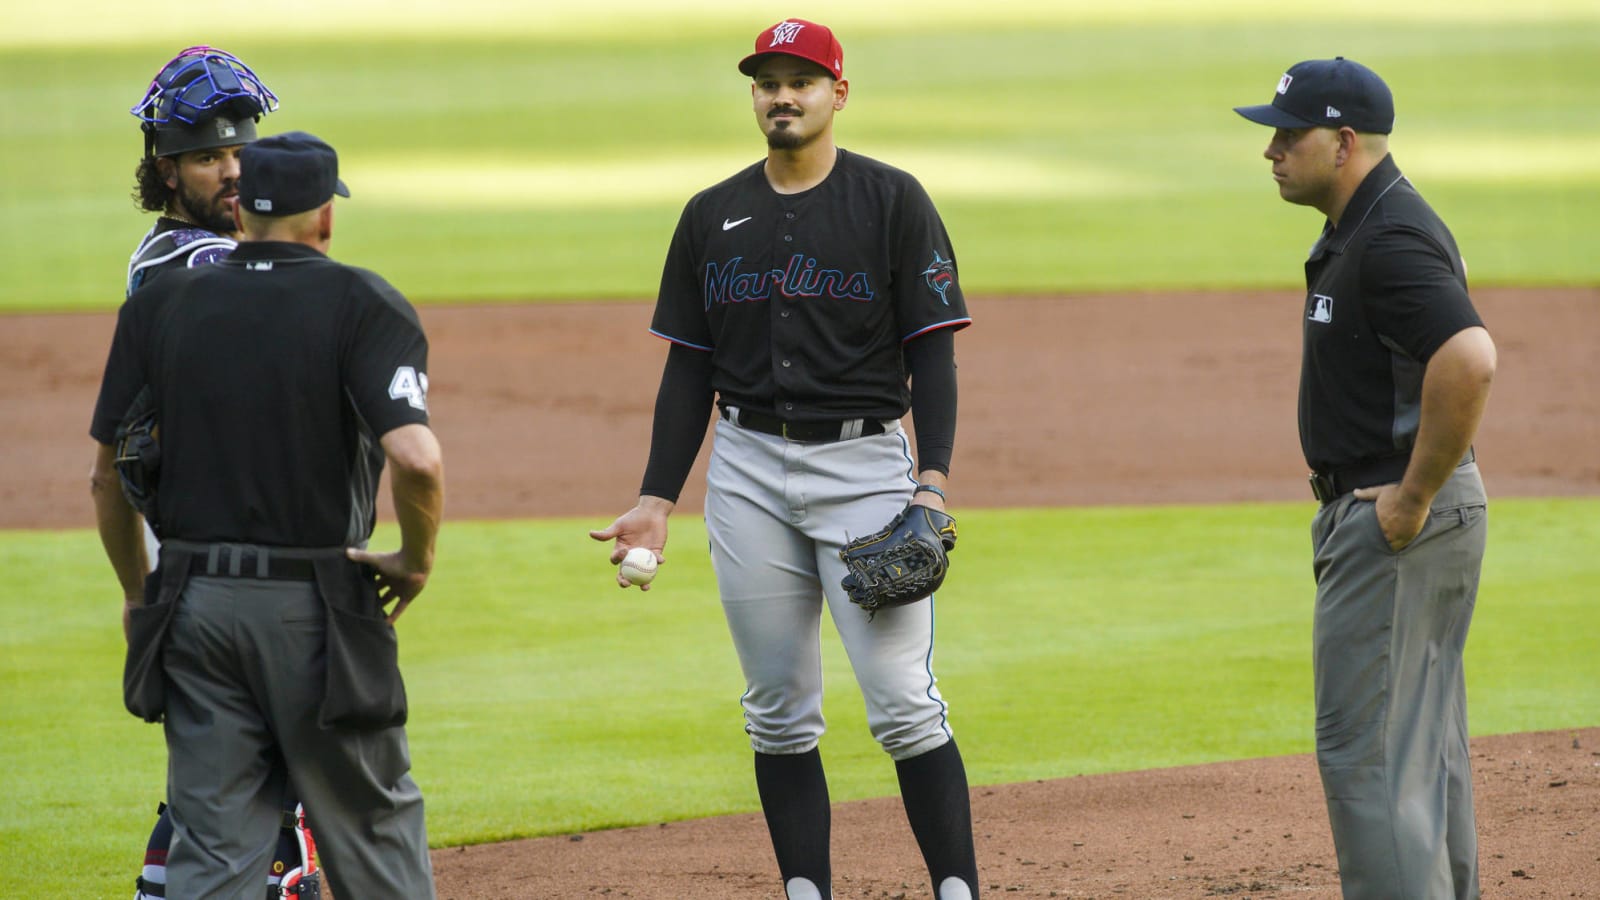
[{"xmin": 722, "ymin": 216, "xmax": 753, "ymax": 231}]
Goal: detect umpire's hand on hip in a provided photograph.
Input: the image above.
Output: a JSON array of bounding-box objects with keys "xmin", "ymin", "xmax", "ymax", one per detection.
[{"xmin": 347, "ymin": 546, "xmax": 431, "ymax": 624}]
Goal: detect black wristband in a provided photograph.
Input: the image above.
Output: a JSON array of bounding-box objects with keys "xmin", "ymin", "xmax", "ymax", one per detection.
[{"xmin": 913, "ymin": 483, "xmax": 946, "ymax": 500}]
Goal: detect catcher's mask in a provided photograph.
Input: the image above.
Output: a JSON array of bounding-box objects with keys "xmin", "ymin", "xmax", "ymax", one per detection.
[{"xmin": 131, "ymin": 46, "xmax": 279, "ymax": 158}]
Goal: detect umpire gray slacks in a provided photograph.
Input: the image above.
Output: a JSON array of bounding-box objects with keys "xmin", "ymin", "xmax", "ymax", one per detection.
[
  {"xmin": 162, "ymin": 576, "xmax": 435, "ymax": 899},
  {"xmin": 1310, "ymin": 464, "xmax": 1486, "ymax": 900}
]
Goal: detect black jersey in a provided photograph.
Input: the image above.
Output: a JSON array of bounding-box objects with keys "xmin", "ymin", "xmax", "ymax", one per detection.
[
  {"xmin": 1299, "ymin": 154, "xmax": 1484, "ymax": 473},
  {"xmin": 90, "ymin": 241, "xmax": 430, "ymax": 547},
  {"xmin": 650, "ymin": 148, "xmax": 971, "ymax": 422},
  {"xmin": 126, "ymin": 217, "xmax": 237, "ymax": 297}
]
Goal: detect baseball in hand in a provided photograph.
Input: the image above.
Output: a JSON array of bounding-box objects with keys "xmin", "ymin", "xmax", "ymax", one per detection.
[{"xmin": 618, "ymin": 547, "xmax": 659, "ymax": 586}]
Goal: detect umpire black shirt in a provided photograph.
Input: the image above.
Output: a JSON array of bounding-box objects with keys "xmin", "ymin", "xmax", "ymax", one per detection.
[
  {"xmin": 91, "ymin": 241, "xmax": 430, "ymax": 547},
  {"xmin": 1298, "ymin": 154, "xmax": 1483, "ymax": 474}
]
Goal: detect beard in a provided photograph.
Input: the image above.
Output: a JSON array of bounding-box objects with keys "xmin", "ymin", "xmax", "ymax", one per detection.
[
  {"xmin": 765, "ymin": 120, "xmax": 808, "ymax": 151},
  {"xmin": 174, "ymin": 177, "xmax": 236, "ymax": 234}
]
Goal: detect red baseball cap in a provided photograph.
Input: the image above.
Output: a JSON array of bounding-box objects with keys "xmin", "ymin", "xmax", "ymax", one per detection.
[{"xmin": 738, "ymin": 19, "xmax": 843, "ymax": 80}]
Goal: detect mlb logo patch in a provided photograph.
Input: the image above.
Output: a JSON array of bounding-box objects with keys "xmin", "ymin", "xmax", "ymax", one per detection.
[
  {"xmin": 1276, "ymin": 73, "xmax": 1293, "ymax": 95},
  {"xmin": 254, "ymin": 199, "xmax": 273, "ymax": 211},
  {"xmin": 1309, "ymin": 294, "xmax": 1334, "ymax": 323},
  {"xmin": 216, "ymin": 119, "xmax": 236, "ymax": 139}
]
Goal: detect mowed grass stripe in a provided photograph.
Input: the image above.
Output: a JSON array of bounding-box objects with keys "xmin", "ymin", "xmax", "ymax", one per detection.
[{"xmin": 1, "ymin": 15, "xmax": 1596, "ymax": 310}]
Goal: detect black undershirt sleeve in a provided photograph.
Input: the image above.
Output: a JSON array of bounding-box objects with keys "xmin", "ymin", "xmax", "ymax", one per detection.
[
  {"xmin": 639, "ymin": 342, "xmax": 717, "ymax": 502},
  {"xmin": 904, "ymin": 328, "xmax": 957, "ymax": 476}
]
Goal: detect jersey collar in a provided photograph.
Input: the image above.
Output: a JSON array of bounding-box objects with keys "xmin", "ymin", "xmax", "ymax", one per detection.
[
  {"xmin": 225, "ymin": 240, "xmax": 329, "ymax": 262},
  {"xmin": 1308, "ymin": 154, "xmax": 1405, "ymax": 262}
]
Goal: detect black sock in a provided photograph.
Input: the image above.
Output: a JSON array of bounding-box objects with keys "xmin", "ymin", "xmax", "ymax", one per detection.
[
  {"xmin": 895, "ymin": 740, "xmax": 979, "ymax": 899},
  {"xmin": 754, "ymin": 749, "xmax": 831, "ymax": 896}
]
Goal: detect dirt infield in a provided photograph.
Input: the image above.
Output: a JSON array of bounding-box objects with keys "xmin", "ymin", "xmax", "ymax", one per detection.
[{"xmin": 6, "ymin": 287, "xmax": 1597, "ymax": 896}]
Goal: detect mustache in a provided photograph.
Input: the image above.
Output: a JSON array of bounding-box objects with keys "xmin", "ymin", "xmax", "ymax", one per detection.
[{"xmin": 767, "ymin": 107, "xmax": 802, "ymax": 119}]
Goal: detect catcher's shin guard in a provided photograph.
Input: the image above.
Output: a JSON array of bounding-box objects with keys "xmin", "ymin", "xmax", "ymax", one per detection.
[
  {"xmin": 133, "ymin": 802, "xmax": 174, "ymax": 899},
  {"xmin": 134, "ymin": 800, "xmax": 321, "ymax": 899},
  {"xmin": 270, "ymin": 804, "xmax": 321, "ymax": 899}
]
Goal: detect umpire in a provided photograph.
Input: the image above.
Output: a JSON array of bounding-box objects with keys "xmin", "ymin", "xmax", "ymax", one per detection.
[
  {"xmin": 1236, "ymin": 60, "xmax": 1496, "ymax": 898},
  {"xmin": 90, "ymin": 131, "xmax": 443, "ymax": 898}
]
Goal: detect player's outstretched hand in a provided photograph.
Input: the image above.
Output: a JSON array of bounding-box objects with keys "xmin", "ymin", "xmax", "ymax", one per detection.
[
  {"xmin": 346, "ymin": 546, "xmax": 430, "ymax": 623},
  {"xmin": 589, "ymin": 496, "xmax": 673, "ymax": 590}
]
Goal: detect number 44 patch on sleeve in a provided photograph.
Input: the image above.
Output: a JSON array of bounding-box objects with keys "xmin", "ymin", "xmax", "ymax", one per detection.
[{"xmin": 388, "ymin": 366, "xmax": 429, "ymax": 411}]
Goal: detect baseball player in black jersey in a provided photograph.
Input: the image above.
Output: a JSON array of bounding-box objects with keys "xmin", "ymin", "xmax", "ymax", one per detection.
[
  {"xmin": 591, "ymin": 19, "xmax": 978, "ymax": 900},
  {"xmin": 115, "ymin": 47, "xmax": 322, "ymax": 899},
  {"xmin": 92, "ymin": 132, "xmax": 442, "ymax": 898},
  {"xmin": 1236, "ymin": 59, "xmax": 1496, "ymax": 898}
]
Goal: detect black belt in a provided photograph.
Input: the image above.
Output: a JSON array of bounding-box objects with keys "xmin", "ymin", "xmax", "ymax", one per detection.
[
  {"xmin": 164, "ymin": 541, "xmax": 340, "ymax": 581},
  {"xmin": 721, "ymin": 406, "xmax": 891, "ymax": 443},
  {"xmin": 1309, "ymin": 447, "xmax": 1475, "ymax": 505}
]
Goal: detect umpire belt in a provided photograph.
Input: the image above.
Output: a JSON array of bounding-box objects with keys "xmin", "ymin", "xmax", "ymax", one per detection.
[
  {"xmin": 721, "ymin": 406, "xmax": 894, "ymax": 443},
  {"xmin": 1308, "ymin": 447, "xmax": 1475, "ymax": 506},
  {"xmin": 162, "ymin": 540, "xmax": 345, "ymax": 581}
]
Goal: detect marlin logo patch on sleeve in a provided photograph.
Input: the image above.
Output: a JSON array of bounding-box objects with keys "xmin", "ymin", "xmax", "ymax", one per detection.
[{"xmin": 920, "ymin": 251, "xmax": 957, "ymax": 305}]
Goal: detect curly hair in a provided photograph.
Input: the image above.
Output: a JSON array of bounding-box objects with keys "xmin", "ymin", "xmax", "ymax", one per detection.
[{"xmin": 133, "ymin": 156, "xmax": 173, "ymax": 213}]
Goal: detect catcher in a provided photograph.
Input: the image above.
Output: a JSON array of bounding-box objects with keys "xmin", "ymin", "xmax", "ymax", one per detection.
[{"xmin": 591, "ymin": 18, "xmax": 979, "ymax": 900}]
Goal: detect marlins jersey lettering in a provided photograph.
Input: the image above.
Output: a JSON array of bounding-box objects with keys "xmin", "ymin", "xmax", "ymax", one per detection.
[
  {"xmin": 651, "ymin": 149, "xmax": 971, "ymax": 421},
  {"xmin": 126, "ymin": 218, "xmax": 237, "ymax": 297}
]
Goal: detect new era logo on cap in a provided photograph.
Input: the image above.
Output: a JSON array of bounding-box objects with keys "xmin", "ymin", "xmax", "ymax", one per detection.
[{"xmin": 1234, "ymin": 57, "xmax": 1394, "ymax": 134}]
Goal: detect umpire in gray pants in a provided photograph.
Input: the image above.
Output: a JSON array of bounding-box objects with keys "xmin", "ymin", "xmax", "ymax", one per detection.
[
  {"xmin": 91, "ymin": 132, "xmax": 443, "ymax": 898},
  {"xmin": 1235, "ymin": 60, "xmax": 1496, "ymax": 898}
]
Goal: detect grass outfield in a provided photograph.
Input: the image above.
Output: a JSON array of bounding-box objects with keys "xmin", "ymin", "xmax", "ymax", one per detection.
[
  {"xmin": 2, "ymin": 499, "xmax": 1596, "ymax": 896},
  {"xmin": 1, "ymin": 3, "xmax": 1596, "ymax": 311}
]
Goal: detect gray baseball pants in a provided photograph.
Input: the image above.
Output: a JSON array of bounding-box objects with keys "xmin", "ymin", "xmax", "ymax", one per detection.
[
  {"xmin": 1310, "ymin": 463, "xmax": 1486, "ymax": 900},
  {"xmin": 162, "ymin": 576, "xmax": 435, "ymax": 899},
  {"xmin": 704, "ymin": 417, "xmax": 954, "ymax": 761}
]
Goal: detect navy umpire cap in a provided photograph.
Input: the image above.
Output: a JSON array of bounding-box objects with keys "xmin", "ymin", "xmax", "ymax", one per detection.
[
  {"xmin": 239, "ymin": 131, "xmax": 350, "ymax": 217},
  {"xmin": 1234, "ymin": 57, "xmax": 1394, "ymax": 134}
]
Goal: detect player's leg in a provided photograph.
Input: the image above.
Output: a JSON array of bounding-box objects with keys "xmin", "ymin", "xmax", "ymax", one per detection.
[
  {"xmin": 1310, "ymin": 468, "xmax": 1486, "ymax": 900},
  {"xmin": 706, "ymin": 419, "xmax": 832, "ymax": 898},
  {"xmin": 133, "ymin": 804, "xmax": 173, "ymax": 899},
  {"xmin": 254, "ymin": 579, "xmax": 435, "ymax": 899},
  {"xmin": 160, "ymin": 579, "xmax": 287, "ymax": 898},
  {"xmin": 894, "ymin": 741, "xmax": 979, "ymax": 900},
  {"xmin": 269, "ymin": 803, "xmax": 321, "ymax": 899},
  {"xmin": 804, "ymin": 428, "xmax": 979, "ymax": 899}
]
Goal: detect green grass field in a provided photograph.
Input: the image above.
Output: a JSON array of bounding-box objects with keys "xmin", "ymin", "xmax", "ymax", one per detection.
[
  {"xmin": 3, "ymin": 500, "xmax": 1597, "ymax": 896},
  {"xmin": 0, "ymin": 1, "xmax": 1595, "ymax": 309}
]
